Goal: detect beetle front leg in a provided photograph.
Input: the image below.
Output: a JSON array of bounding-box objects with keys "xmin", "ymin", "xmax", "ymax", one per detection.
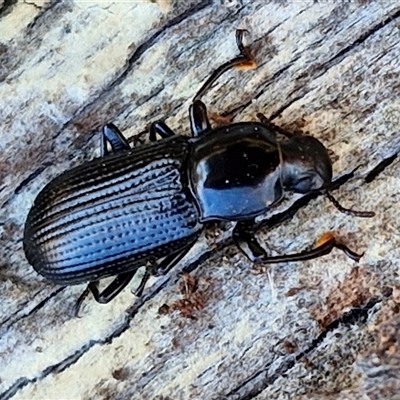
[
  {"xmin": 233, "ymin": 221, "xmax": 363, "ymax": 264},
  {"xmin": 101, "ymin": 123, "xmax": 131, "ymax": 156},
  {"xmin": 258, "ymin": 232, "xmax": 363, "ymax": 263},
  {"xmin": 74, "ymin": 270, "xmax": 137, "ymax": 316},
  {"xmin": 233, "ymin": 220, "xmax": 267, "ymax": 262},
  {"xmin": 193, "ymin": 29, "xmax": 256, "ymax": 102}
]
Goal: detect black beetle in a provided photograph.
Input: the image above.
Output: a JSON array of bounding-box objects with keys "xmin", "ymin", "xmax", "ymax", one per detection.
[{"xmin": 23, "ymin": 30, "xmax": 373, "ymax": 313}]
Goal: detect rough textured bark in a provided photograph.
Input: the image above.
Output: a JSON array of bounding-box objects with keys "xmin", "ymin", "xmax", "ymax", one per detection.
[{"xmin": 0, "ymin": 1, "xmax": 399, "ymax": 399}]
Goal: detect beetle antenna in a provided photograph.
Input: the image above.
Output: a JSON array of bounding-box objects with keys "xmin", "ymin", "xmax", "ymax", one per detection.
[{"xmin": 325, "ymin": 192, "xmax": 375, "ymax": 217}]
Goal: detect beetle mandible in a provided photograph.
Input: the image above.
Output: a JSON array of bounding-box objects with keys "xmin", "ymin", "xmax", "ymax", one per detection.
[{"xmin": 23, "ymin": 30, "xmax": 374, "ymax": 313}]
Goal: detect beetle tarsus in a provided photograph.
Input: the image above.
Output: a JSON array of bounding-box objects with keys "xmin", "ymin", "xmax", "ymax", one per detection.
[
  {"xmin": 334, "ymin": 242, "xmax": 363, "ymax": 262},
  {"xmin": 134, "ymin": 271, "xmax": 150, "ymax": 297},
  {"xmin": 74, "ymin": 286, "xmax": 90, "ymax": 318},
  {"xmin": 235, "ymin": 29, "xmax": 250, "ymax": 58}
]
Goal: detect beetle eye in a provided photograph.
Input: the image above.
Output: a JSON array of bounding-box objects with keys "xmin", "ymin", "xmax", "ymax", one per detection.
[{"xmin": 292, "ymin": 176, "xmax": 313, "ymax": 193}]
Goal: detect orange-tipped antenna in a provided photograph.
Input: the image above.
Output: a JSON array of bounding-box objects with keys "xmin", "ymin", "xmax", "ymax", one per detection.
[{"xmin": 325, "ymin": 192, "xmax": 375, "ymax": 218}]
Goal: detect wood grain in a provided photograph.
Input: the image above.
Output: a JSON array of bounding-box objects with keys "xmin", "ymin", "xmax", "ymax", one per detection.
[{"xmin": 1, "ymin": 1, "xmax": 399, "ymax": 399}]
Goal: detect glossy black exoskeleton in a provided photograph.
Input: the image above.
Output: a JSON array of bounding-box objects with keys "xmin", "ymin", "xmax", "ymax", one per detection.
[{"xmin": 23, "ymin": 31, "xmax": 374, "ymax": 313}]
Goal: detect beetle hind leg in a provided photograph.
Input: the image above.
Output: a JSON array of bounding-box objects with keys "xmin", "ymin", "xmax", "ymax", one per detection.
[
  {"xmin": 73, "ymin": 270, "xmax": 137, "ymax": 316},
  {"xmin": 133, "ymin": 270, "xmax": 151, "ymax": 297},
  {"xmin": 74, "ymin": 237, "xmax": 199, "ymax": 315}
]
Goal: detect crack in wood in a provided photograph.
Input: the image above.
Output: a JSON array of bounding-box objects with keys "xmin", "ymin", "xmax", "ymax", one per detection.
[
  {"xmin": 226, "ymin": 289, "xmax": 392, "ymax": 400},
  {"xmin": 0, "ymin": 1, "xmax": 71, "ymax": 83},
  {"xmin": 0, "ymin": 0, "xmax": 17, "ymax": 18},
  {"xmin": 270, "ymin": 6, "xmax": 400, "ymax": 120},
  {"xmin": 57, "ymin": 0, "xmax": 213, "ymax": 132},
  {"xmin": 22, "ymin": 0, "xmax": 42, "ymax": 11},
  {"xmin": 1, "ymin": 5, "xmax": 398, "ymax": 398},
  {"xmin": 0, "ymin": 287, "xmax": 66, "ymax": 337},
  {"xmin": 220, "ymin": 6, "xmax": 400, "ymax": 122},
  {"xmin": 0, "ymin": 283, "xmax": 167, "ymax": 400},
  {"xmin": 24, "ymin": 0, "xmax": 62, "ymax": 32},
  {"xmin": 213, "ymin": 61, "xmax": 296, "ymax": 119},
  {"xmin": 365, "ymin": 153, "xmax": 398, "ymax": 183},
  {"xmin": 13, "ymin": 162, "xmax": 52, "ymax": 195},
  {"xmin": 8, "ymin": 2, "xmax": 392, "ymax": 204}
]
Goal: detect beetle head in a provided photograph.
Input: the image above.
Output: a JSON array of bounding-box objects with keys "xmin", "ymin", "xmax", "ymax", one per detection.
[
  {"xmin": 278, "ymin": 135, "xmax": 374, "ymax": 218},
  {"xmin": 279, "ymin": 135, "xmax": 332, "ymax": 193}
]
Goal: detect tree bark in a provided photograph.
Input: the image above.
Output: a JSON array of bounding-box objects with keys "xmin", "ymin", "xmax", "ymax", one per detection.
[{"xmin": 0, "ymin": 1, "xmax": 399, "ymax": 399}]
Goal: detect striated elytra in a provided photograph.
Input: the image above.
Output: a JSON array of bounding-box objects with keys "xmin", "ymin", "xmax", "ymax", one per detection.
[{"xmin": 23, "ymin": 31, "xmax": 374, "ymax": 313}]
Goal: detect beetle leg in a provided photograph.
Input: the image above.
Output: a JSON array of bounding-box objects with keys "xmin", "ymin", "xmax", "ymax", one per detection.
[
  {"xmin": 133, "ymin": 270, "xmax": 151, "ymax": 297},
  {"xmin": 189, "ymin": 100, "xmax": 211, "ymax": 137},
  {"xmin": 73, "ymin": 270, "xmax": 137, "ymax": 316},
  {"xmin": 149, "ymin": 121, "xmax": 175, "ymax": 141},
  {"xmin": 233, "ymin": 220, "xmax": 267, "ymax": 262},
  {"xmin": 233, "ymin": 222, "xmax": 363, "ymax": 264},
  {"xmin": 155, "ymin": 241, "xmax": 197, "ymax": 276},
  {"xmin": 193, "ymin": 29, "xmax": 256, "ymax": 102},
  {"xmin": 259, "ymin": 232, "xmax": 362, "ymax": 263},
  {"xmin": 134, "ymin": 239, "xmax": 198, "ymax": 297},
  {"xmin": 256, "ymin": 113, "xmax": 295, "ymax": 139},
  {"xmin": 101, "ymin": 123, "xmax": 131, "ymax": 156}
]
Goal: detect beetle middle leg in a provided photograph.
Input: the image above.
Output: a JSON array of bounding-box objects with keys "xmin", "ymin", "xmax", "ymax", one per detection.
[
  {"xmin": 233, "ymin": 220, "xmax": 268, "ymax": 262},
  {"xmin": 233, "ymin": 220, "xmax": 363, "ymax": 265},
  {"xmin": 135, "ymin": 238, "xmax": 199, "ymax": 297}
]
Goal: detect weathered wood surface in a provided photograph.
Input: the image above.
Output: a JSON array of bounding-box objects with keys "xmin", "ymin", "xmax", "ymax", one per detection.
[{"xmin": 1, "ymin": 1, "xmax": 400, "ymax": 399}]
